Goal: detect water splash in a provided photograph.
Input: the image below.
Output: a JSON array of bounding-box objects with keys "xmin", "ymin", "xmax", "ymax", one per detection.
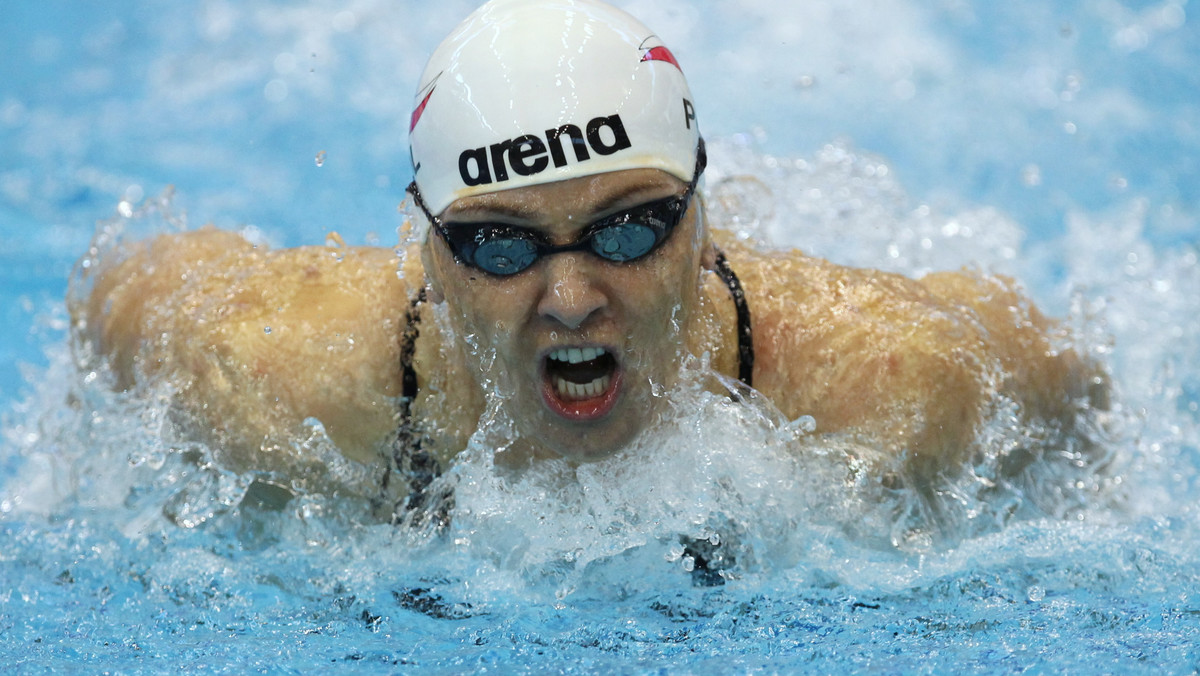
[
  {"xmin": 11, "ymin": 141, "xmax": 1147, "ymax": 565},
  {"xmin": 1, "ymin": 141, "xmax": 1196, "ymax": 675}
]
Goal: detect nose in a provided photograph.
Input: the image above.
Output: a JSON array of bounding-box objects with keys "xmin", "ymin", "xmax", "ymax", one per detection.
[{"xmin": 536, "ymin": 254, "xmax": 608, "ymax": 329}]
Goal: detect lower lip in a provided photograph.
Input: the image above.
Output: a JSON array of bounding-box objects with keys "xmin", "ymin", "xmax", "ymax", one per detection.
[{"xmin": 541, "ymin": 368, "xmax": 623, "ymax": 422}]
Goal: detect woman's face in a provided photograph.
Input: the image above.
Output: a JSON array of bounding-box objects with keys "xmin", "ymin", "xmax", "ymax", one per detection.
[{"xmin": 423, "ymin": 168, "xmax": 707, "ymax": 463}]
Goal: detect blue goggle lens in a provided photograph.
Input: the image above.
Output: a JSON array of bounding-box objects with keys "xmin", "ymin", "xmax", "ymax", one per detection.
[
  {"xmin": 589, "ymin": 221, "xmax": 660, "ymax": 263},
  {"xmin": 471, "ymin": 236, "xmax": 540, "ymax": 274},
  {"xmin": 412, "ymin": 140, "xmax": 706, "ymax": 277},
  {"xmin": 442, "ymin": 195, "xmax": 685, "ymax": 276}
]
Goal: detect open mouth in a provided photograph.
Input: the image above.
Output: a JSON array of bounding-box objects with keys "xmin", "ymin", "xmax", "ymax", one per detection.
[{"xmin": 541, "ymin": 346, "xmax": 622, "ymax": 421}]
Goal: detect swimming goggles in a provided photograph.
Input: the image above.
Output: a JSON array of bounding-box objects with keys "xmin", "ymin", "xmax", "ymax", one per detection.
[{"xmin": 408, "ymin": 140, "xmax": 706, "ymax": 277}]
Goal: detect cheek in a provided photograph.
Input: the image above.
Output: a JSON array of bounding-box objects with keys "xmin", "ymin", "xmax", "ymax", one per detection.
[
  {"xmin": 625, "ymin": 254, "xmax": 703, "ymax": 347},
  {"xmin": 655, "ymin": 243, "xmax": 704, "ymax": 316},
  {"xmin": 443, "ymin": 275, "xmax": 534, "ymax": 354},
  {"xmin": 430, "ymin": 258, "xmax": 492, "ymax": 352}
]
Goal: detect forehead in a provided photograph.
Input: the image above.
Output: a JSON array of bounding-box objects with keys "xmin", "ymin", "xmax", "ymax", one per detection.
[{"xmin": 441, "ymin": 168, "xmax": 686, "ymax": 221}]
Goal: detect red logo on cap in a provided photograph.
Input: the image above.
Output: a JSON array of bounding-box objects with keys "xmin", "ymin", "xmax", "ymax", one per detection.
[
  {"xmin": 410, "ymin": 73, "xmax": 440, "ymax": 132},
  {"xmin": 639, "ymin": 36, "xmax": 681, "ymax": 71}
]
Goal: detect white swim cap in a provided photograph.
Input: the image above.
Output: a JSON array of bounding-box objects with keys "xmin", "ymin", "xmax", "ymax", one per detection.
[{"xmin": 408, "ymin": 0, "xmax": 702, "ymax": 216}]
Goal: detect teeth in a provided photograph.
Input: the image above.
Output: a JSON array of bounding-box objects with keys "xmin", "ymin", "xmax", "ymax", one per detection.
[
  {"xmin": 549, "ymin": 346, "xmax": 605, "ymax": 364},
  {"xmin": 546, "ymin": 346, "xmax": 613, "ymax": 402},
  {"xmin": 554, "ymin": 374, "xmax": 612, "ymax": 401}
]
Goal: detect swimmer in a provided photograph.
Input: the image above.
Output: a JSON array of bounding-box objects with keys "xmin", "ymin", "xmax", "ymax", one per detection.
[{"xmin": 71, "ymin": 0, "xmax": 1108, "ymax": 515}]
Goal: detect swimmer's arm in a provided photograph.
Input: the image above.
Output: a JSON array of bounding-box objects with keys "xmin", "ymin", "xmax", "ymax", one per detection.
[
  {"xmin": 839, "ymin": 270, "xmax": 1106, "ymax": 477},
  {"xmin": 72, "ymin": 227, "xmax": 417, "ymax": 469},
  {"xmin": 753, "ymin": 266, "xmax": 994, "ymax": 473},
  {"xmin": 735, "ymin": 247, "xmax": 1104, "ymax": 478},
  {"xmin": 920, "ymin": 269, "xmax": 1109, "ymax": 421}
]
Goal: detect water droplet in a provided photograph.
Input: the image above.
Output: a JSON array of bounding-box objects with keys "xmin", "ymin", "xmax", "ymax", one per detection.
[
  {"xmin": 892, "ymin": 79, "xmax": 916, "ymax": 100},
  {"xmin": 333, "ymin": 11, "xmax": 357, "ymax": 32},
  {"xmin": 263, "ymin": 326, "xmax": 272, "ymax": 334},
  {"xmin": 1027, "ymin": 585, "xmax": 1045, "ymax": 602},
  {"xmin": 273, "ymin": 52, "xmax": 296, "ymax": 75},
  {"xmin": 315, "ymin": 150, "xmax": 327, "ymax": 167},
  {"xmin": 786, "ymin": 415, "xmax": 816, "ymax": 435},
  {"xmin": 1021, "ymin": 164, "xmax": 1042, "ymax": 187},
  {"xmin": 666, "ymin": 543, "xmax": 685, "ymax": 561},
  {"xmin": 264, "ymin": 79, "xmax": 288, "ymax": 103}
]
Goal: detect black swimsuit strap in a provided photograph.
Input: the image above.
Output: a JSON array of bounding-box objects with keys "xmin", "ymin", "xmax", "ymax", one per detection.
[
  {"xmin": 400, "ymin": 286, "xmax": 426, "ymax": 402},
  {"xmin": 712, "ymin": 249, "xmax": 754, "ymax": 389},
  {"xmin": 385, "ymin": 286, "xmax": 448, "ymax": 526}
]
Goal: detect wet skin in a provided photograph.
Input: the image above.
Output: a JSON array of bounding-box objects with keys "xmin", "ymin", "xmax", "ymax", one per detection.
[
  {"xmin": 72, "ymin": 169, "xmax": 1107, "ymax": 494},
  {"xmin": 421, "ymin": 169, "xmax": 708, "ymax": 463}
]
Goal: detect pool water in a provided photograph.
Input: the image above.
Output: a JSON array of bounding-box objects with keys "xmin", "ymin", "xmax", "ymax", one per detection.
[{"xmin": 3, "ymin": 0, "xmax": 1200, "ymax": 672}]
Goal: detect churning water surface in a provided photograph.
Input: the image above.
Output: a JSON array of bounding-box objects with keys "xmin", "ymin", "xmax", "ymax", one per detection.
[{"xmin": 2, "ymin": 1, "xmax": 1199, "ymax": 672}]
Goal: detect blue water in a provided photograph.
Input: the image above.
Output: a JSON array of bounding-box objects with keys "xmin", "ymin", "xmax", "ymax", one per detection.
[{"xmin": 3, "ymin": 0, "xmax": 1200, "ymax": 672}]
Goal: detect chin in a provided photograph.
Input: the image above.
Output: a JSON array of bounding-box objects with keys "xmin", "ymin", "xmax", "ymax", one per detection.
[{"xmin": 533, "ymin": 417, "xmax": 643, "ymax": 464}]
